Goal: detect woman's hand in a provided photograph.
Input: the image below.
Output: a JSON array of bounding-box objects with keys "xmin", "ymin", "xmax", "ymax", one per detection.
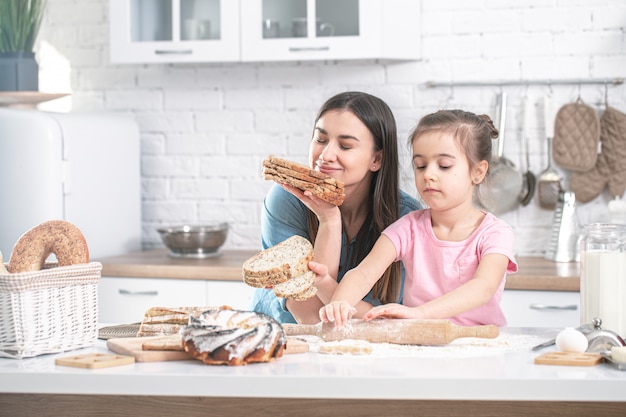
[
  {"xmin": 362, "ymin": 303, "xmax": 423, "ymax": 321},
  {"xmin": 279, "ymin": 183, "xmax": 340, "ymax": 223},
  {"xmin": 319, "ymin": 301, "xmax": 357, "ymax": 327}
]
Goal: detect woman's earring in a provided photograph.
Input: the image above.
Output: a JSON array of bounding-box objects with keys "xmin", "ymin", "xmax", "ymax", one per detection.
[{"xmin": 474, "ymin": 178, "xmax": 481, "ymax": 184}]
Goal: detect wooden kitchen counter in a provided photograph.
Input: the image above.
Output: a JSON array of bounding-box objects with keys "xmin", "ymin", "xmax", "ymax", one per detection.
[
  {"xmin": 507, "ymin": 256, "xmax": 580, "ymax": 292},
  {"xmin": 97, "ymin": 250, "xmax": 581, "ymax": 292},
  {"xmin": 96, "ymin": 249, "xmax": 258, "ymax": 281}
]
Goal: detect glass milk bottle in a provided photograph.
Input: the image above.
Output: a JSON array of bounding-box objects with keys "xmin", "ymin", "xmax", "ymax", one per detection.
[{"xmin": 579, "ymin": 224, "xmax": 626, "ymax": 337}]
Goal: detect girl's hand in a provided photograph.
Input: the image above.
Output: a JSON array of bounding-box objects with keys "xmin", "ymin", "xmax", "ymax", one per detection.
[
  {"xmin": 362, "ymin": 303, "xmax": 422, "ymax": 321},
  {"xmin": 319, "ymin": 301, "xmax": 357, "ymax": 327}
]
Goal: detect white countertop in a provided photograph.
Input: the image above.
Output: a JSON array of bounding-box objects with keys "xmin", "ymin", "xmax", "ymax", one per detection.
[{"xmin": 1, "ymin": 327, "xmax": 625, "ymax": 402}]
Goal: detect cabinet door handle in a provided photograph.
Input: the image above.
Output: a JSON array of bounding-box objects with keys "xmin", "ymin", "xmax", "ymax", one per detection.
[
  {"xmin": 529, "ymin": 303, "xmax": 578, "ymax": 311},
  {"xmin": 154, "ymin": 49, "xmax": 193, "ymax": 55},
  {"xmin": 288, "ymin": 46, "xmax": 330, "ymax": 52},
  {"xmin": 118, "ymin": 289, "xmax": 159, "ymax": 296}
]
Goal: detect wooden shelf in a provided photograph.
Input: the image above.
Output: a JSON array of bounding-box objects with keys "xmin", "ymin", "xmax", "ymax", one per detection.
[{"xmin": 0, "ymin": 91, "xmax": 69, "ymax": 108}]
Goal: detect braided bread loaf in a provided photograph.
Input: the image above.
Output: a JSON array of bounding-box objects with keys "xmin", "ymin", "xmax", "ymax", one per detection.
[{"xmin": 181, "ymin": 308, "xmax": 286, "ymax": 366}]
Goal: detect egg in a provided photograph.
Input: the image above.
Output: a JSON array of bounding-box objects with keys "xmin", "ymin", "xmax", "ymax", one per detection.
[
  {"xmin": 555, "ymin": 327, "xmax": 588, "ymax": 353},
  {"xmin": 610, "ymin": 346, "xmax": 626, "ymax": 363}
]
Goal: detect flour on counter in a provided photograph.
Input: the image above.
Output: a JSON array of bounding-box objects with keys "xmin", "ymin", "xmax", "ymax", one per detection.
[{"xmin": 304, "ymin": 331, "xmax": 547, "ymax": 358}]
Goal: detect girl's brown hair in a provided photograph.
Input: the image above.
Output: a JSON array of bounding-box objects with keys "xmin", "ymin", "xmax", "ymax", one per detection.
[
  {"xmin": 409, "ymin": 109, "xmax": 498, "ymax": 173},
  {"xmin": 306, "ymin": 91, "xmax": 402, "ymax": 304}
]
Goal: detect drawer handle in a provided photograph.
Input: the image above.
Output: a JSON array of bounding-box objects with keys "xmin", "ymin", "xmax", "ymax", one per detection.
[
  {"xmin": 118, "ymin": 289, "xmax": 158, "ymax": 296},
  {"xmin": 529, "ymin": 303, "xmax": 577, "ymax": 311},
  {"xmin": 288, "ymin": 46, "xmax": 330, "ymax": 52},
  {"xmin": 154, "ymin": 49, "xmax": 193, "ymax": 55}
]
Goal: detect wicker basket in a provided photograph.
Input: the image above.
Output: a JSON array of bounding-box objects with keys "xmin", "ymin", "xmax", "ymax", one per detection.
[{"xmin": 0, "ymin": 262, "xmax": 101, "ymax": 359}]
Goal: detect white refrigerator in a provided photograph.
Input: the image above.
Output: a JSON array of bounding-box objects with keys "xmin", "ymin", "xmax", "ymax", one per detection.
[{"xmin": 0, "ymin": 108, "xmax": 142, "ymax": 261}]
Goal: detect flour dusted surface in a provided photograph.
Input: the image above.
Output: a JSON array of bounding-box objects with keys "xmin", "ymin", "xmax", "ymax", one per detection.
[{"xmin": 305, "ymin": 330, "xmax": 547, "ymax": 358}]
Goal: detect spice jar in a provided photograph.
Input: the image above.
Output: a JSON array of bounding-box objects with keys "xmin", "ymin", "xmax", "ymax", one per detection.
[{"xmin": 579, "ymin": 223, "xmax": 626, "ymax": 338}]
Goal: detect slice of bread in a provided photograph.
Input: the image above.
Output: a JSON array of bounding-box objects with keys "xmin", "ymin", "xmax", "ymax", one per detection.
[
  {"xmin": 290, "ymin": 284, "xmax": 318, "ymax": 301},
  {"xmin": 263, "ymin": 171, "xmax": 345, "ymax": 206},
  {"xmin": 265, "ymin": 155, "xmax": 341, "ymax": 186},
  {"xmin": 142, "ymin": 334, "xmax": 184, "ymax": 351},
  {"xmin": 273, "ymin": 270, "xmax": 315, "ymax": 298},
  {"xmin": 243, "ymin": 273, "xmax": 289, "ymax": 288},
  {"xmin": 242, "ymin": 235, "xmax": 313, "ymax": 281},
  {"xmin": 262, "ymin": 155, "xmax": 345, "ymax": 205}
]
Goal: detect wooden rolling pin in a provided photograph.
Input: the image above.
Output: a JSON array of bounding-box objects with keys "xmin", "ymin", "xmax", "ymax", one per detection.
[{"xmin": 282, "ymin": 319, "xmax": 499, "ymax": 346}]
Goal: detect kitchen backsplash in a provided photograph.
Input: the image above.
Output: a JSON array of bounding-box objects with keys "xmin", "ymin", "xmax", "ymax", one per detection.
[{"xmin": 36, "ymin": 0, "xmax": 626, "ymax": 257}]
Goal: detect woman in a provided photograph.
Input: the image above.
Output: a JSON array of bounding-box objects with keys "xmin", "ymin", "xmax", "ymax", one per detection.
[{"xmin": 251, "ymin": 91, "xmax": 421, "ymax": 324}]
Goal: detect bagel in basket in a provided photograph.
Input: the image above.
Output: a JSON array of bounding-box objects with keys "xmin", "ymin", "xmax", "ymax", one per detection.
[
  {"xmin": 242, "ymin": 235, "xmax": 317, "ymax": 300},
  {"xmin": 7, "ymin": 220, "xmax": 89, "ymax": 273}
]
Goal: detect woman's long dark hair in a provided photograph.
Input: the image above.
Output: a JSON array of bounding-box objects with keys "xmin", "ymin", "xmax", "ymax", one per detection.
[{"xmin": 306, "ymin": 91, "xmax": 402, "ymax": 304}]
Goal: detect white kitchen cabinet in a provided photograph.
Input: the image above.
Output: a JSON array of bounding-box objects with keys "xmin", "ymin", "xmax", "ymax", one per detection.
[
  {"xmin": 207, "ymin": 280, "xmax": 257, "ymax": 310},
  {"xmin": 109, "ymin": 0, "xmax": 420, "ymax": 64},
  {"xmin": 109, "ymin": 0, "xmax": 240, "ymax": 63},
  {"xmin": 501, "ymin": 290, "xmax": 581, "ymax": 328},
  {"xmin": 99, "ymin": 277, "xmax": 257, "ymax": 323},
  {"xmin": 98, "ymin": 277, "xmax": 207, "ymax": 323},
  {"xmin": 240, "ymin": 0, "xmax": 420, "ymax": 62}
]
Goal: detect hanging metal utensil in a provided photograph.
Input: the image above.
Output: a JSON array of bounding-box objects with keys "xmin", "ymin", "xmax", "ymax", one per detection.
[
  {"xmin": 520, "ymin": 95, "xmax": 536, "ymax": 206},
  {"xmin": 479, "ymin": 92, "xmax": 524, "ymax": 214},
  {"xmin": 537, "ymin": 94, "xmax": 563, "ymax": 209}
]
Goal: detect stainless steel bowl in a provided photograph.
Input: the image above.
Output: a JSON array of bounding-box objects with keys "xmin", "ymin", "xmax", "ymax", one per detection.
[{"xmin": 157, "ymin": 223, "xmax": 229, "ymax": 258}]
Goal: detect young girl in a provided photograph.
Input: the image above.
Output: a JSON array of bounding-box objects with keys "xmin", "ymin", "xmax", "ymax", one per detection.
[{"xmin": 316, "ymin": 109, "xmax": 518, "ymax": 327}]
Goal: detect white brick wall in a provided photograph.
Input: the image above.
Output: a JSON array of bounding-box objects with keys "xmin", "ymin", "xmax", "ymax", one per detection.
[{"xmin": 37, "ymin": 0, "xmax": 626, "ymax": 256}]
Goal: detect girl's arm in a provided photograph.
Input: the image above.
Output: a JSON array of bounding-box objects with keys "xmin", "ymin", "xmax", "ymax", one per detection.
[
  {"xmin": 363, "ymin": 253, "xmax": 509, "ymax": 320},
  {"xmin": 318, "ymin": 235, "xmax": 398, "ymax": 326}
]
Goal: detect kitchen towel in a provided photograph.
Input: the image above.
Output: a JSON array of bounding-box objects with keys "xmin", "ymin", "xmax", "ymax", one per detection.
[{"xmin": 553, "ymin": 99, "xmax": 601, "ymax": 172}]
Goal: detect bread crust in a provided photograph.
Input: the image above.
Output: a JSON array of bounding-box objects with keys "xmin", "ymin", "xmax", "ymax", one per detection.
[{"xmin": 7, "ymin": 220, "xmax": 89, "ymax": 273}]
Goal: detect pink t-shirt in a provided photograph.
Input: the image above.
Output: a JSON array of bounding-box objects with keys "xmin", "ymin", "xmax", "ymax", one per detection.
[{"xmin": 383, "ymin": 209, "xmax": 518, "ymax": 326}]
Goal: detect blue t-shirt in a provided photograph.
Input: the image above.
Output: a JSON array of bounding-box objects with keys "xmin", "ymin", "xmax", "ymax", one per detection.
[{"xmin": 250, "ymin": 184, "xmax": 421, "ymax": 323}]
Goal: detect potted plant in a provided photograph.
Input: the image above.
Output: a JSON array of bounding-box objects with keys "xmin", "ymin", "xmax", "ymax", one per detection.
[{"xmin": 0, "ymin": 0, "xmax": 46, "ymax": 91}]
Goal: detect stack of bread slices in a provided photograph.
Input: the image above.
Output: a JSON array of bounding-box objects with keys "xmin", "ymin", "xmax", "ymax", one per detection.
[
  {"xmin": 262, "ymin": 155, "xmax": 345, "ymax": 206},
  {"xmin": 242, "ymin": 235, "xmax": 317, "ymax": 300},
  {"xmin": 137, "ymin": 306, "xmax": 215, "ymax": 337}
]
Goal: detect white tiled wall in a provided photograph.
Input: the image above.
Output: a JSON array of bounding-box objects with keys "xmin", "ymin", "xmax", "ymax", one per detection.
[{"xmin": 36, "ymin": 0, "xmax": 626, "ymax": 256}]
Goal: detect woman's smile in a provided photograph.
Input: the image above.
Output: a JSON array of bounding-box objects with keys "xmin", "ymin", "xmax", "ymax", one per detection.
[{"xmin": 317, "ymin": 164, "xmax": 340, "ymax": 176}]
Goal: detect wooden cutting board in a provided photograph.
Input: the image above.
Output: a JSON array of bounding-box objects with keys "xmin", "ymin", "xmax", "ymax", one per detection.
[
  {"xmin": 106, "ymin": 337, "xmax": 193, "ymax": 362},
  {"xmin": 283, "ymin": 318, "xmax": 499, "ymax": 345},
  {"xmin": 56, "ymin": 353, "xmax": 135, "ymax": 369},
  {"xmin": 107, "ymin": 335, "xmax": 308, "ymax": 362},
  {"xmin": 534, "ymin": 351, "xmax": 602, "ymax": 366}
]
